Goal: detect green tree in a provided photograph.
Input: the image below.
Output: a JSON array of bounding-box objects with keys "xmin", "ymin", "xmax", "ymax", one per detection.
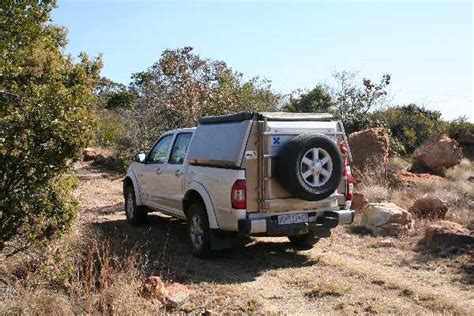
[
  {"xmin": 373, "ymin": 104, "xmax": 442, "ymax": 154},
  {"xmin": 284, "ymin": 85, "xmax": 334, "ymax": 113},
  {"xmin": 121, "ymin": 47, "xmax": 280, "ymax": 156},
  {"xmin": 0, "ymin": 0, "xmax": 102, "ymax": 247}
]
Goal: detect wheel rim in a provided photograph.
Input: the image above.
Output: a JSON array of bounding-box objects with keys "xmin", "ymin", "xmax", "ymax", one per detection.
[
  {"xmin": 190, "ymin": 214, "xmax": 204, "ymax": 250},
  {"xmin": 300, "ymin": 147, "xmax": 333, "ymax": 188},
  {"xmin": 126, "ymin": 191, "xmax": 134, "ymax": 218}
]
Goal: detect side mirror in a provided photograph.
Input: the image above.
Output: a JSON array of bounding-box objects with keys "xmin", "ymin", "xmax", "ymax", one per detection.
[{"xmin": 134, "ymin": 152, "xmax": 146, "ymax": 163}]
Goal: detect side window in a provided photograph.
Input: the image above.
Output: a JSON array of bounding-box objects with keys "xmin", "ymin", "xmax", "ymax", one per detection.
[
  {"xmin": 168, "ymin": 133, "xmax": 193, "ymax": 165},
  {"xmin": 147, "ymin": 134, "xmax": 173, "ymax": 164}
]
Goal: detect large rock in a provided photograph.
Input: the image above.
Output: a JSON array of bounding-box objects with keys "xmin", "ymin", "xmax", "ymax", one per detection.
[
  {"xmin": 348, "ymin": 128, "xmax": 389, "ymax": 180},
  {"xmin": 142, "ymin": 276, "xmax": 167, "ymax": 303},
  {"xmin": 351, "ymin": 192, "xmax": 369, "ymax": 212},
  {"xmin": 412, "ymin": 134, "xmax": 463, "ymax": 175},
  {"xmin": 165, "ymin": 282, "xmax": 192, "ymax": 307},
  {"xmin": 422, "ymin": 220, "xmax": 474, "ymax": 252},
  {"xmin": 361, "ymin": 203, "xmax": 414, "ymax": 237},
  {"xmin": 409, "ymin": 197, "xmax": 448, "ymax": 219}
]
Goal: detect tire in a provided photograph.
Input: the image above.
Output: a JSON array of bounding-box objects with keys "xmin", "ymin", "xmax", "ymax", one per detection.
[
  {"xmin": 288, "ymin": 232, "xmax": 319, "ymax": 249},
  {"xmin": 186, "ymin": 203, "xmax": 212, "ymax": 258},
  {"xmin": 278, "ymin": 134, "xmax": 343, "ymax": 201},
  {"xmin": 124, "ymin": 185, "xmax": 147, "ymax": 226}
]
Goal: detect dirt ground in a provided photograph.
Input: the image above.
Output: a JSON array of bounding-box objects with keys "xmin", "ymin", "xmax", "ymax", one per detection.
[{"xmin": 75, "ymin": 162, "xmax": 474, "ymax": 315}]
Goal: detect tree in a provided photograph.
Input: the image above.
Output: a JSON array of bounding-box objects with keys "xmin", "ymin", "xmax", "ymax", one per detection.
[
  {"xmin": 374, "ymin": 104, "xmax": 443, "ymax": 154},
  {"xmin": 120, "ymin": 47, "xmax": 280, "ymax": 156},
  {"xmin": 0, "ymin": 0, "xmax": 102, "ymax": 247},
  {"xmin": 329, "ymin": 71, "xmax": 391, "ymax": 133},
  {"xmin": 95, "ymin": 77, "xmax": 136, "ymax": 110},
  {"xmin": 284, "ymin": 85, "xmax": 334, "ymax": 113}
]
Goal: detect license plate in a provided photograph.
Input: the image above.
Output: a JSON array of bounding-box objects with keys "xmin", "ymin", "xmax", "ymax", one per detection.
[{"xmin": 278, "ymin": 213, "xmax": 309, "ymax": 225}]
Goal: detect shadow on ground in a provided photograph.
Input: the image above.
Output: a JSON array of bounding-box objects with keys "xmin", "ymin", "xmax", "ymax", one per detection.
[{"xmin": 87, "ymin": 207, "xmax": 316, "ymax": 285}]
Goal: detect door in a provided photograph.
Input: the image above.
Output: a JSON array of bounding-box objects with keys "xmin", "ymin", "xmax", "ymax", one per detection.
[
  {"xmin": 138, "ymin": 134, "xmax": 174, "ymax": 207},
  {"xmin": 159, "ymin": 132, "xmax": 193, "ymax": 214}
]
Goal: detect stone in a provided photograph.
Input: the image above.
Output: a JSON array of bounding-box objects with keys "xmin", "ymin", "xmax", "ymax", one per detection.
[
  {"xmin": 361, "ymin": 203, "xmax": 414, "ymax": 237},
  {"xmin": 351, "ymin": 192, "xmax": 369, "ymax": 212},
  {"xmin": 142, "ymin": 276, "xmax": 167, "ymax": 303},
  {"xmin": 165, "ymin": 282, "xmax": 192, "ymax": 307},
  {"xmin": 412, "ymin": 134, "xmax": 463, "ymax": 175},
  {"xmin": 347, "ymin": 128, "xmax": 389, "ymax": 181},
  {"xmin": 422, "ymin": 220, "xmax": 474, "ymax": 252},
  {"xmin": 82, "ymin": 148, "xmax": 99, "ymax": 161},
  {"xmin": 408, "ymin": 197, "xmax": 448, "ymax": 219}
]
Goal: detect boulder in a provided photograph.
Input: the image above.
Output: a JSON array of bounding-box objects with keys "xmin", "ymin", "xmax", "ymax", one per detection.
[
  {"xmin": 165, "ymin": 282, "xmax": 192, "ymax": 307},
  {"xmin": 412, "ymin": 134, "xmax": 463, "ymax": 175},
  {"xmin": 422, "ymin": 220, "xmax": 474, "ymax": 252},
  {"xmin": 351, "ymin": 193, "xmax": 369, "ymax": 212},
  {"xmin": 348, "ymin": 128, "xmax": 389, "ymax": 180},
  {"xmin": 142, "ymin": 276, "xmax": 167, "ymax": 303},
  {"xmin": 393, "ymin": 170, "xmax": 443, "ymax": 185},
  {"xmin": 361, "ymin": 203, "xmax": 414, "ymax": 237},
  {"xmin": 408, "ymin": 197, "xmax": 448, "ymax": 219},
  {"xmin": 82, "ymin": 148, "xmax": 99, "ymax": 161}
]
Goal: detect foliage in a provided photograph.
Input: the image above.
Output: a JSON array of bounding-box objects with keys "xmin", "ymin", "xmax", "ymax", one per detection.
[
  {"xmin": 0, "ymin": 0, "xmax": 102, "ymax": 246},
  {"xmin": 284, "ymin": 85, "xmax": 334, "ymax": 113},
  {"xmin": 443, "ymin": 116, "xmax": 474, "ymax": 141},
  {"xmin": 120, "ymin": 46, "xmax": 280, "ymax": 159},
  {"xmin": 374, "ymin": 104, "xmax": 442, "ymax": 154},
  {"xmin": 94, "ymin": 110, "xmax": 124, "ymax": 147},
  {"xmin": 331, "ymin": 71, "xmax": 391, "ymax": 120},
  {"xmin": 95, "ymin": 77, "xmax": 136, "ymax": 110}
]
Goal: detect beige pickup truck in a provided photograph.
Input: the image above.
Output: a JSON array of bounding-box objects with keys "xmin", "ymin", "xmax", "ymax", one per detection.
[{"xmin": 124, "ymin": 112, "xmax": 355, "ymax": 257}]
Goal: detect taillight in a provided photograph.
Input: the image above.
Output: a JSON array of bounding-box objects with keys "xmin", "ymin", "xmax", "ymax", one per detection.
[
  {"xmin": 231, "ymin": 180, "xmax": 246, "ymax": 209},
  {"xmin": 340, "ymin": 143, "xmax": 353, "ymax": 201}
]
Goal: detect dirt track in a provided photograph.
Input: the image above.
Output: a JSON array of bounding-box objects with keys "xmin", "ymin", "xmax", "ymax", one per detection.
[{"xmin": 75, "ymin": 162, "xmax": 474, "ymax": 315}]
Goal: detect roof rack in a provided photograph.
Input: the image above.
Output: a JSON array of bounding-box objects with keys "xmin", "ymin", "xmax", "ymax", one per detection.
[{"xmin": 198, "ymin": 111, "xmax": 334, "ymax": 125}]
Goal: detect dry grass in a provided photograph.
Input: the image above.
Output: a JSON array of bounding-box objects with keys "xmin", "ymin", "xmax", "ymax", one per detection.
[
  {"xmin": 357, "ymin": 158, "xmax": 473, "ymax": 227},
  {"xmin": 0, "ymin": 225, "xmax": 160, "ymax": 315}
]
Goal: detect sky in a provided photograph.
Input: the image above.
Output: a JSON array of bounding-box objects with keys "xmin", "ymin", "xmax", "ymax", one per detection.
[{"xmin": 52, "ymin": 0, "xmax": 473, "ymax": 121}]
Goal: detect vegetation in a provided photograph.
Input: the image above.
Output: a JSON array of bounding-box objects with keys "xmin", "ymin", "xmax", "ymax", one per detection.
[{"xmin": 0, "ymin": 0, "xmax": 101, "ymax": 248}]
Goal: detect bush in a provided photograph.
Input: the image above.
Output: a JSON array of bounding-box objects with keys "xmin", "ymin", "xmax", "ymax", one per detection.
[
  {"xmin": 0, "ymin": 1, "xmax": 101, "ymax": 246},
  {"xmin": 373, "ymin": 104, "xmax": 442, "ymax": 154}
]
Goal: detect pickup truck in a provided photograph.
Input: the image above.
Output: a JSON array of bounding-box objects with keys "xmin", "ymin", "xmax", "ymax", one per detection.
[{"xmin": 124, "ymin": 112, "xmax": 355, "ymax": 257}]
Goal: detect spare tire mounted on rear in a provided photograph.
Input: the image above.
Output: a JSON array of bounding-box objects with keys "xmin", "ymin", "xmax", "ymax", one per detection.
[{"xmin": 278, "ymin": 134, "xmax": 343, "ymax": 201}]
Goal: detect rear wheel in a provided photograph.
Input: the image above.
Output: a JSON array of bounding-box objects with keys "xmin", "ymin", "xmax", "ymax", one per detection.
[
  {"xmin": 187, "ymin": 203, "xmax": 212, "ymax": 258},
  {"xmin": 124, "ymin": 185, "xmax": 147, "ymax": 226},
  {"xmin": 288, "ymin": 231, "xmax": 319, "ymax": 250}
]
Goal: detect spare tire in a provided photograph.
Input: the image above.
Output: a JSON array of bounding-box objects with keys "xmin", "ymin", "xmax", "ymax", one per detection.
[{"xmin": 277, "ymin": 134, "xmax": 343, "ymax": 201}]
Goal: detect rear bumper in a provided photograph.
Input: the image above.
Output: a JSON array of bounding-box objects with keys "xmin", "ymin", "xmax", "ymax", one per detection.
[{"xmin": 238, "ymin": 210, "xmax": 355, "ymax": 237}]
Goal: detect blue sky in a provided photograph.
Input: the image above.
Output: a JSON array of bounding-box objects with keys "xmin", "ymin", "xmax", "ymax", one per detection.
[{"xmin": 52, "ymin": 1, "xmax": 473, "ymax": 121}]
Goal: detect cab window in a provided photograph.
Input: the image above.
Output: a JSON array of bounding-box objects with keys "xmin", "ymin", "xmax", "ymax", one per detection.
[
  {"xmin": 147, "ymin": 134, "xmax": 173, "ymax": 164},
  {"xmin": 169, "ymin": 133, "xmax": 192, "ymax": 164}
]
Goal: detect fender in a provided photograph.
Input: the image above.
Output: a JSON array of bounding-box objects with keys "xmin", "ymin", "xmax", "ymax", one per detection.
[
  {"xmin": 185, "ymin": 181, "xmax": 219, "ymax": 229},
  {"xmin": 124, "ymin": 170, "xmax": 144, "ymax": 206}
]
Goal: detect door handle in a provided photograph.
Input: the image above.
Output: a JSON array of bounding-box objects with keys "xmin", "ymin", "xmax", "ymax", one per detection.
[
  {"xmin": 155, "ymin": 168, "xmax": 162, "ymax": 174},
  {"xmin": 175, "ymin": 169, "xmax": 183, "ymax": 177}
]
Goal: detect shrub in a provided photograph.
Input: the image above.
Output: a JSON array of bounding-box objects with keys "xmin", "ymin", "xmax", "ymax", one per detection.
[
  {"xmin": 373, "ymin": 104, "xmax": 442, "ymax": 154},
  {"xmin": 0, "ymin": 1, "xmax": 101, "ymax": 246}
]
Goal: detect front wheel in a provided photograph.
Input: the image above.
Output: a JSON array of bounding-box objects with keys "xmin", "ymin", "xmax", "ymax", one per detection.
[
  {"xmin": 187, "ymin": 203, "xmax": 212, "ymax": 258},
  {"xmin": 288, "ymin": 231, "xmax": 319, "ymax": 250},
  {"xmin": 124, "ymin": 185, "xmax": 147, "ymax": 226}
]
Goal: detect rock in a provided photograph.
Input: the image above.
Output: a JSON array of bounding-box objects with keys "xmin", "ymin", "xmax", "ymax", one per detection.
[
  {"xmin": 422, "ymin": 220, "xmax": 474, "ymax": 252},
  {"xmin": 456, "ymin": 131, "xmax": 474, "ymax": 160},
  {"xmin": 371, "ymin": 238, "xmax": 395, "ymax": 248},
  {"xmin": 412, "ymin": 134, "xmax": 463, "ymax": 175},
  {"xmin": 142, "ymin": 276, "xmax": 167, "ymax": 303},
  {"xmin": 82, "ymin": 148, "xmax": 99, "ymax": 161},
  {"xmin": 351, "ymin": 193, "xmax": 369, "ymax": 212},
  {"xmin": 393, "ymin": 170, "xmax": 443, "ymax": 185},
  {"xmin": 408, "ymin": 197, "xmax": 448, "ymax": 219},
  {"xmin": 165, "ymin": 282, "xmax": 192, "ymax": 307},
  {"xmin": 361, "ymin": 203, "xmax": 414, "ymax": 237},
  {"xmin": 348, "ymin": 128, "xmax": 389, "ymax": 180}
]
